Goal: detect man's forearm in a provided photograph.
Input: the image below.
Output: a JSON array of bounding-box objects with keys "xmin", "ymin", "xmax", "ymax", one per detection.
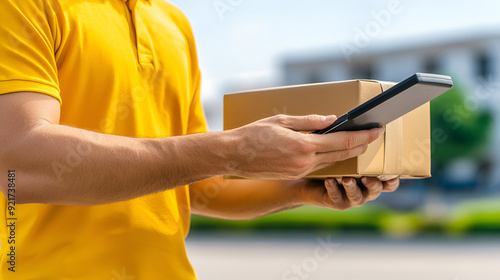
[
  {"xmin": 189, "ymin": 177, "xmax": 307, "ymax": 220},
  {"xmin": 1, "ymin": 123, "xmax": 231, "ymax": 205},
  {"xmin": 1, "ymin": 92, "xmax": 385, "ymax": 206},
  {"xmin": 190, "ymin": 176, "xmax": 400, "ymax": 220}
]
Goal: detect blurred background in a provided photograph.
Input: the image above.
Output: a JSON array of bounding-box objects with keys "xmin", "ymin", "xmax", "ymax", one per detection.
[{"xmin": 169, "ymin": 0, "xmax": 500, "ymax": 279}]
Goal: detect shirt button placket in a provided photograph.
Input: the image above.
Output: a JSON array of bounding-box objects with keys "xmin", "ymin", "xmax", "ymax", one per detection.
[{"xmin": 126, "ymin": 0, "xmax": 155, "ymax": 69}]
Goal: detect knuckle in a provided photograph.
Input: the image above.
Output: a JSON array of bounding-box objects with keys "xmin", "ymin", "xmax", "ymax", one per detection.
[
  {"xmin": 359, "ymin": 144, "xmax": 368, "ymax": 154},
  {"xmin": 343, "ymin": 145, "xmax": 367, "ymax": 160},
  {"xmin": 294, "ymin": 155, "xmax": 316, "ymax": 177},
  {"xmin": 387, "ymin": 184, "xmax": 399, "ymax": 192},
  {"xmin": 384, "ymin": 180, "xmax": 400, "ymax": 192},
  {"xmin": 289, "ymin": 157, "xmax": 311, "ymax": 174},
  {"xmin": 370, "ymin": 191, "xmax": 383, "ymax": 200},
  {"xmin": 345, "ymin": 134, "xmax": 358, "ymax": 149},
  {"xmin": 364, "ymin": 182, "xmax": 378, "ymax": 192},
  {"xmin": 296, "ymin": 139, "xmax": 316, "ymax": 154},
  {"xmin": 306, "ymin": 114, "xmax": 321, "ymax": 124},
  {"xmin": 338, "ymin": 149, "xmax": 353, "ymax": 161},
  {"xmin": 325, "ymin": 178, "xmax": 338, "ymax": 189},
  {"xmin": 366, "ymin": 186, "xmax": 383, "ymax": 196},
  {"xmin": 274, "ymin": 114, "xmax": 288, "ymax": 126},
  {"xmin": 350, "ymin": 193, "xmax": 363, "ymax": 204}
]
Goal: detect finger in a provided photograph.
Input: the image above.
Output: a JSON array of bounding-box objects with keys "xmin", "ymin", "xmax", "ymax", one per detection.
[
  {"xmin": 324, "ymin": 178, "xmax": 346, "ymax": 207},
  {"xmin": 361, "ymin": 177, "xmax": 384, "ymax": 201},
  {"xmin": 315, "ymin": 144, "xmax": 368, "ymax": 165},
  {"xmin": 382, "ymin": 177, "xmax": 400, "ymax": 192},
  {"xmin": 308, "ymin": 127, "xmax": 385, "ymax": 153},
  {"xmin": 342, "ymin": 177, "xmax": 365, "ymax": 206},
  {"xmin": 271, "ymin": 114, "xmax": 337, "ymax": 131}
]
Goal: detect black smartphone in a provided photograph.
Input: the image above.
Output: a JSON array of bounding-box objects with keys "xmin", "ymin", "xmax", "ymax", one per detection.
[{"xmin": 311, "ymin": 73, "xmax": 453, "ymax": 134}]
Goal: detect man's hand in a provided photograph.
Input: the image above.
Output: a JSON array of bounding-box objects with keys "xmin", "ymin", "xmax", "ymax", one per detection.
[
  {"xmin": 1, "ymin": 91, "xmax": 385, "ymax": 206},
  {"xmin": 300, "ymin": 177, "xmax": 400, "ymax": 210},
  {"xmin": 224, "ymin": 114, "xmax": 385, "ymax": 180}
]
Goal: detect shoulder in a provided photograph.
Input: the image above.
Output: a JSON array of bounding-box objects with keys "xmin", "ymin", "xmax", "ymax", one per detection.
[
  {"xmin": 0, "ymin": 0, "xmax": 63, "ymax": 25},
  {"xmin": 156, "ymin": 1, "xmax": 191, "ymax": 23},
  {"xmin": 0, "ymin": 0, "xmax": 60, "ymax": 13},
  {"xmin": 155, "ymin": 1, "xmax": 195, "ymax": 38}
]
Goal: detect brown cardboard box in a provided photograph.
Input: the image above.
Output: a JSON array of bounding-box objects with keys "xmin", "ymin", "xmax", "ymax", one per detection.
[{"xmin": 223, "ymin": 80, "xmax": 431, "ymax": 179}]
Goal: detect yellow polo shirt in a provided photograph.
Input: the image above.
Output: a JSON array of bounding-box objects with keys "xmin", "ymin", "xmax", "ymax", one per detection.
[{"xmin": 0, "ymin": 0, "xmax": 206, "ymax": 279}]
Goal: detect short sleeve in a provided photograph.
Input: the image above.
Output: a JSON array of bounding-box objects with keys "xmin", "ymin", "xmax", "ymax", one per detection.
[
  {"xmin": 0, "ymin": 0, "xmax": 61, "ymax": 103},
  {"xmin": 170, "ymin": 6, "xmax": 209, "ymax": 135},
  {"xmin": 186, "ymin": 70, "xmax": 209, "ymax": 134}
]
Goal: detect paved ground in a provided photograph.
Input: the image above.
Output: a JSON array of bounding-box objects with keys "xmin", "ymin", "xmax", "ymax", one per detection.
[{"xmin": 185, "ymin": 233, "xmax": 500, "ymax": 280}]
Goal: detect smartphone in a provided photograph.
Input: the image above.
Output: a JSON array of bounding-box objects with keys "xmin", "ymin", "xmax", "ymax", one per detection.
[{"xmin": 311, "ymin": 73, "xmax": 453, "ymax": 134}]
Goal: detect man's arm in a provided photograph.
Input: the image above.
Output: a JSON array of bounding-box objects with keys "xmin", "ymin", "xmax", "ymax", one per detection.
[
  {"xmin": 0, "ymin": 92, "xmax": 225, "ymax": 205},
  {"xmin": 190, "ymin": 177, "xmax": 400, "ymax": 220},
  {"xmin": 0, "ymin": 92, "xmax": 384, "ymax": 206}
]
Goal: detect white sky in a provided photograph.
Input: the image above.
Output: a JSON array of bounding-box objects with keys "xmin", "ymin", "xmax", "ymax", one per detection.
[{"xmin": 167, "ymin": 0, "xmax": 500, "ymax": 129}]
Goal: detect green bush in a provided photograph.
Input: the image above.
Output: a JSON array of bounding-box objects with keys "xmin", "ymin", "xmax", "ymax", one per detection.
[
  {"xmin": 446, "ymin": 199, "xmax": 500, "ymax": 234},
  {"xmin": 430, "ymin": 85, "xmax": 493, "ymax": 168},
  {"xmin": 191, "ymin": 204, "xmax": 393, "ymax": 232},
  {"xmin": 191, "ymin": 199, "xmax": 500, "ymax": 236}
]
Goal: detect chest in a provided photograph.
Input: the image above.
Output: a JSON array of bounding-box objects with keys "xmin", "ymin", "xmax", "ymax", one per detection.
[
  {"xmin": 55, "ymin": 0, "xmax": 191, "ymax": 96},
  {"xmin": 54, "ymin": 0, "xmax": 194, "ymax": 136}
]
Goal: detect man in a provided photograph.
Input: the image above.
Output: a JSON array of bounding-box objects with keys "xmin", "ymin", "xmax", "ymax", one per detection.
[{"xmin": 0, "ymin": 0, "xmax": 399, "ymax": 279}]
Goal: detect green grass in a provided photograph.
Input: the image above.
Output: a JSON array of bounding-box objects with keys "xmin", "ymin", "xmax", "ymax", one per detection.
[
  {"xmin": 191, "ymin": 198, "xmax": 500, "ymax": 236},
  {"xmin": 192, "ymin": 204, "xmax": 393, "ymax": 232},
  {"xmin": 446, "ymin": 199, "xmax": 500, "ymax": 234}
]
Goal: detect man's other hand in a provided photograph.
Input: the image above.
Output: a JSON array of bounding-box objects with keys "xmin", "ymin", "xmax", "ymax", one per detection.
[{"xmin": 300, "ymin": 177, "xmax": 400, "ymax": 211}]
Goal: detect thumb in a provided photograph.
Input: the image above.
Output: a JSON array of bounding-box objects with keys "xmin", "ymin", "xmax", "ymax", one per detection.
[{"xmin": 276, "ymin": 114, "xmax": 337, "ymax": 131}]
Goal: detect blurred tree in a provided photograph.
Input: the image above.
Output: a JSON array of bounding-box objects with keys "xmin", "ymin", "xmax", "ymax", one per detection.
[{"xmin": 430, "ymin": 85, "xmax": 493, "ymax": 168}]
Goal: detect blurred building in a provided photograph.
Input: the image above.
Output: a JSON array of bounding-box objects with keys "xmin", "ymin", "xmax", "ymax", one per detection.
[
  {"xmin": 282, "ymin": 31, "xmax": 500, "ymax": 194},
  {"xmin": 282, "ymin": 32, "xmax": 500, "ymax": 91}
]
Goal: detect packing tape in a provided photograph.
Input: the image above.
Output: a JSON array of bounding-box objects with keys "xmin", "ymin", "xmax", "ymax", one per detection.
[{"xmin": 379, "ymin": 82, "xmax": 403, "ymax": 178}]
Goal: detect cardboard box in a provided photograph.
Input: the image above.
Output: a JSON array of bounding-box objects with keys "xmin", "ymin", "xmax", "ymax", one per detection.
[{"xmin": 223, "ymin": 79, "xmax": 431, "ymax": 179}]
